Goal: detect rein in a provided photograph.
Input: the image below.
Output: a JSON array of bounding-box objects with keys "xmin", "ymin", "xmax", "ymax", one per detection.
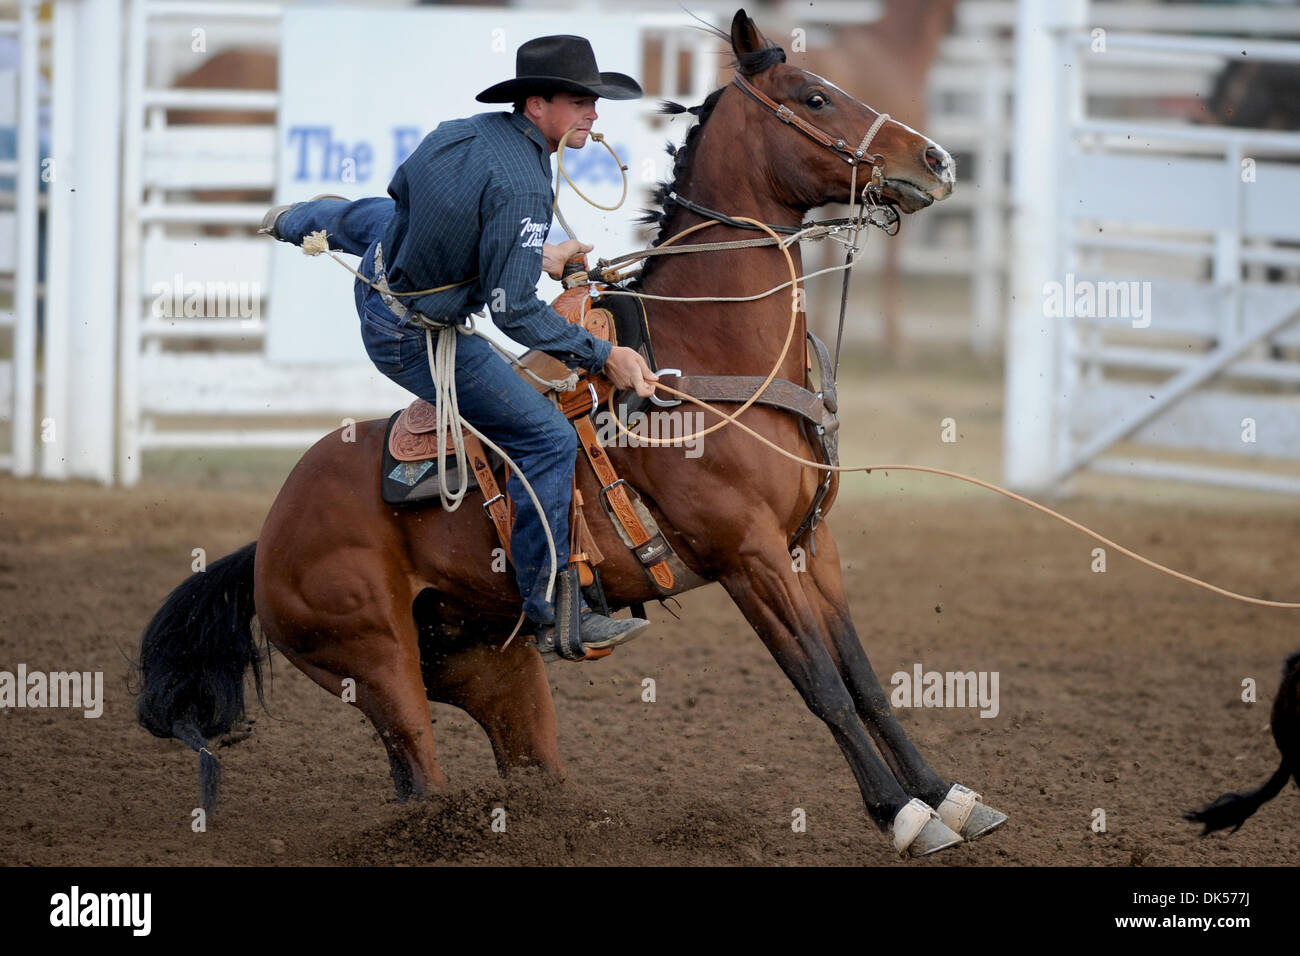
[
  {"xmin": 662, "ymin": 190, "xmax": 899, "ymax": 237},
  {"xmin": 580, "ymin": 205, "xmax": 897, "ymax": 287}
]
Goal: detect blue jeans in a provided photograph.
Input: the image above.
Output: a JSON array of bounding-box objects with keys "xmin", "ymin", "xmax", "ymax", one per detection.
[{"xmin": 278, "ymin": 197, "xmax": 580, "ymax": 626}]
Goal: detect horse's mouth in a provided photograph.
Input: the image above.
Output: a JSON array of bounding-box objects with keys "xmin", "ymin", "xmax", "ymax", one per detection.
[{"xmin": 880, "ymin": 179, "xmax": 937, "ymax": 214}]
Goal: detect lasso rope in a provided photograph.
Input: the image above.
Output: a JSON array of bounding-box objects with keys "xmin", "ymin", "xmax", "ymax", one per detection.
[
  {"xmin": 300, "ymin": 229, "xmax": 477, "ymax": 296},
  {"xmin": 422, "ymin": 322, "xmax": 564, "ymax": 609},
  {"xmin": 595, "ymin": 217, "xmax": 1300, "ymax": 612},
  {"xmin": 428, "ymin": 324, "xmax": 470, "ymax": 512},
  {"xmin": 554, "ymin": 128, "xmax": 628, "ymax": 233}
]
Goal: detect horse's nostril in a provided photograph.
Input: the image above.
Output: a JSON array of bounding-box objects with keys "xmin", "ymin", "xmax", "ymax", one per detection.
[{"xmin": 924, "ymin": 146, "xmax": 947, "ymax": 173}]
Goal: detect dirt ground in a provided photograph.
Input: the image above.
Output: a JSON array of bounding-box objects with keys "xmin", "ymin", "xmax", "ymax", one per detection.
[{"xmin": 2, "ymin": 360, "xmax": 1298, "ymax": 867}]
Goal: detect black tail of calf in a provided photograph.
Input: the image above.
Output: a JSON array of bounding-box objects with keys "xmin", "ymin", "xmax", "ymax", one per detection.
[{"xmin": 1185, "ymin": 650, "xmax": 1299, "ymax": 835}]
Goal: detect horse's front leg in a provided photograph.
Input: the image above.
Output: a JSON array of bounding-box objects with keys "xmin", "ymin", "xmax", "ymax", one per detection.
[
  {"xmin": 717, "ymin": 534, "xmax": 964, "ymax": 857},
  {"xmin": 802, "ymin": 522, "xmax": 1009, "ymax": 842}
]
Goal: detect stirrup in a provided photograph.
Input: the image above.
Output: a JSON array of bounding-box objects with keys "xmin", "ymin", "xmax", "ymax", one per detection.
[
  {"xmin": 533, "ymin": 610, "xmax": 649, "ymax": 663},
  {"xmin": 533, "ymin": 636, "xmax": 615, "ymax": 664},
  {"xmin": 532, "ymin": 617, "xmax": 614, "ymax": 664},
  {"xmin": 551, "ymin": 564, "xmax": 585, "ymax": 661}
]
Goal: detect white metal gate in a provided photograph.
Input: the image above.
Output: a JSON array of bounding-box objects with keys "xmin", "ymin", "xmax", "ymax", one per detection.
[
  {"xmin": 1006, "ymin": 0, "xmax": 1300, "ymax": 495},
  {"xmin": 0, "ymin": 0, "xmax": 47, "ymax": 479},
  {"xmin": 1, "ymin": 0, "xmax": 124, "ymax": 485}
]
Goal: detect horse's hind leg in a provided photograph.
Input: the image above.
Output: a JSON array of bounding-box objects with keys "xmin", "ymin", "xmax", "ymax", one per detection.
[
  {"xmin": 803, "ymin": 524, "xmax": 1008, "ymax": 841},
  {"xmin": 265, "ymin": 602, "xmax": 448, "ymax": 801},
  {"xmin": 422, "ymin": 633, "xmax": 563, "ymax": 779}
]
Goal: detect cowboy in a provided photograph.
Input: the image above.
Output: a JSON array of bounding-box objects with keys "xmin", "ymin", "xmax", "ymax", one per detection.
[{"xmin": 260, "ymin": 36, "xmax": 658, "ymax": 659}]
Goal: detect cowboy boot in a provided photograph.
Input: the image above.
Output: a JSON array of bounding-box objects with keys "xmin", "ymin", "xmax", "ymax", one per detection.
[
  {"xmin": 534, "ymin": 566, "xmax": 651, "ymax": 662},
  {"xmin": 257, "ymin": 193, "xmax": 350, "ymax": 243},
  {"xmin": 534, "ymin": 610, "xmax": 651, "ymax": 662}
]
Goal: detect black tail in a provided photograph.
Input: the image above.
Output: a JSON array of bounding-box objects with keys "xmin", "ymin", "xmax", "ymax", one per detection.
[
  {"xmin": 1185, "ymin": 650, "xmax": 1300, "ymax": 835},
  {"xmin": 1184, "ymin": 761, "xmax": 1292, "ymax": 835},
  {"xmin": 134, "ymin": 541, "xmax": 265, "ymax": 815}
]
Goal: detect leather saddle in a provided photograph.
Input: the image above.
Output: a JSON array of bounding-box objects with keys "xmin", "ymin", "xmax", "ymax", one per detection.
[
  {"xmin": 377, "ymin": 261, "xmax": 840, "ymax": 618},
  {"xmin": 379, "ymin": 277, "xmax": 656, "ymax": 508},
  {"xmin": 377, "ymin": 271, "xmax": 693, "ymax": 619}
]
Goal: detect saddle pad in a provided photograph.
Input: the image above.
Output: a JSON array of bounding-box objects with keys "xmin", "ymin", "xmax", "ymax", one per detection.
[{"xmin": 380, "ymin": 411, "xmax": 505, "ymax": 508}]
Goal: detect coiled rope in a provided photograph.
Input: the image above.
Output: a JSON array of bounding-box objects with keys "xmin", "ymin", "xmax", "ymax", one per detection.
[{"xmin": 421, "ymin": 322, "xmax": 563, "ymax": 609}]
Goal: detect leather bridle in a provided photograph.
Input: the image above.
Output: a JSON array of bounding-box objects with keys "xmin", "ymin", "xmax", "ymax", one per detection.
[
  {"xmin": 727, "ymin": 72, "xmax": 898, "ymax": 384},
  {"xmin": 730, "ymin": 73, "xmax": 891, "ymax": 172}
]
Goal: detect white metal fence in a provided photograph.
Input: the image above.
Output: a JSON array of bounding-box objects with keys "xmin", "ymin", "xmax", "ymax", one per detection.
[
  {"xmin": 784, "ymin": 0, "xmax": 1300, "ymax": 354},
  {"xmin": 1006, "ymin": 0, "xmax": 1300, "ymax": 496},
  {"xmin": 0, "ymin": 0, "xmax": 46, "ymax": 479},
  {"xmin": 118, "ymin": 0, "xmax": 284, "ymax": 486}
]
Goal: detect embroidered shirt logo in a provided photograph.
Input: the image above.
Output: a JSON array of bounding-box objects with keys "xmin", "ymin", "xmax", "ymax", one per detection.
[{"xmin": 518, "ymin": 217, "xmax": 547, "ymax": 249}]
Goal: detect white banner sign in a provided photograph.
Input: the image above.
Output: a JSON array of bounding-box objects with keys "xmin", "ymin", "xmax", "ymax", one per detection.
[{"xmin": 269, "ymin": 8, "xmax": 655, "ymax": 365}]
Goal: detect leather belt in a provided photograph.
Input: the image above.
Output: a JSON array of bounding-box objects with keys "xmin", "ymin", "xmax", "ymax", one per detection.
[{"xmin": 371, "ymin": 242, "xmax": 457, "ymax": 329}]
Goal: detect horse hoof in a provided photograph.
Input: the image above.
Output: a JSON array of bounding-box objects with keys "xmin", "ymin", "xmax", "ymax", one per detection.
[
  {"xmin": 961, "ymin": 801, "xmax": 1009, "ymax": 841},
  {"xmin": 937, "ymin": 783, "xmax": 1008, "ymax": 842},
  {"xmin": 909, "ymin": 817, "xmax": 965, "ymax": 857},
  {"xmin": 892, "ymin": 798, "xmax": 963, "ymax": 857}
]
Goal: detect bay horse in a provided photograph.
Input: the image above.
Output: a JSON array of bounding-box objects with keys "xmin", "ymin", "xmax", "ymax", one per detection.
[{"xmin": 136, "ymin": 8, "xmax": 1005, "ymax": 857}]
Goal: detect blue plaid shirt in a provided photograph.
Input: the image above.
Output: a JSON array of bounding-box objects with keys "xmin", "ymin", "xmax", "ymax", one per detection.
[{"xmin": 379, "ymin": 110, "xmax": 612, "ymax": 373}]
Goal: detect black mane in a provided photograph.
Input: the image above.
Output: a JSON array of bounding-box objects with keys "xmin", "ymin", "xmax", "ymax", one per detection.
[
  {"xmin": 635, "ymin": 91, "xmax": 726, "ymax": 239},
  {"xmin": 631, "ymin": 33, "xmax": 786, "ymax": 286}
]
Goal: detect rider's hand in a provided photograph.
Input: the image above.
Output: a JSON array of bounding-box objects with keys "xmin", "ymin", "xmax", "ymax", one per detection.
[
  {"xmin": 603, "ymin": 345, "xmax": 659, "ymax": 399},
  {"xmin": 542, "ymin": 239, "xmax": 594, "ymax": 280}
]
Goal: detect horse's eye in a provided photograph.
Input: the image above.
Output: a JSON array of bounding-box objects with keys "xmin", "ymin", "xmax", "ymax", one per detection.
[{"xmin": 806, "ymin": 93, "xmax": 827, "ymax": 110}]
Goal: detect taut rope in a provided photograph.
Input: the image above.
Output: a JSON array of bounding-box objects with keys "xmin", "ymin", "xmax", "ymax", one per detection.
[{"xmin": 596, "ymin": 214, "xmax": 1300, "ymax": 611}]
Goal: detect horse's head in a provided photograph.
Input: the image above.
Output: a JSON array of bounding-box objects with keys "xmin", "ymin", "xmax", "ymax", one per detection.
[{"xmin": 725, "ymin": 9, "xmax": 954, "ymax": 215}]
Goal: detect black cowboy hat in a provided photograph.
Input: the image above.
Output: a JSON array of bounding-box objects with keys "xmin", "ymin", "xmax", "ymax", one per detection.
[{"xmin": 476, "ymin": 35, "xmax": 642, "ymax": 103}]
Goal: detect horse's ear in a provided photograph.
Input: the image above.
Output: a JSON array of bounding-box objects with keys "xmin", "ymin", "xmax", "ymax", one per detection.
[{"xmin": 729, "ymin": 8, "xmax": 762, "ymax": 58}]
